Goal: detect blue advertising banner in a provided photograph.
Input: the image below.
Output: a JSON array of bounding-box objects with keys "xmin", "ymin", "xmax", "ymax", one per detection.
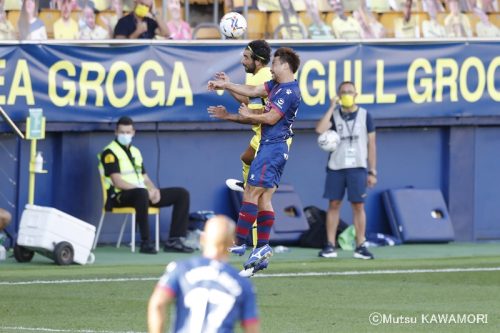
[{"xmin": 0, "ymin": 41, "xmax": 498, "ymax": 123}]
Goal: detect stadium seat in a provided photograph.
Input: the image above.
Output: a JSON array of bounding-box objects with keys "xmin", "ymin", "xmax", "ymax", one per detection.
[
  {"xmin": 92, "ymin": 162, "xmax": 160, "ymax": 253},
  {"xmin": 436, "ymin": 12, "xmax": 447, "ymax": 26},
  {"xmin": 6, "ymin": 10, "xmax": 20, "ymax": 28},
  {"xmin": 192, "ymin": 22, "xmax": 222, "ymax": 39},
  {"xmin": 39, "ymin": 9, "xmax": 61, "ymax": 39},
  {"xmin": 466, "ymin": 13, "xmax": 480, "ymax": 36},
  {"xmin": 246, "ymin": 9, "xmax": 267, "ymax": 39},
  {"xmin": 298, "ymin": 10, "xmax": 313, "ymax": 28},
  {"xmin": 323, "ymin": 11, "xmax": 334, "ymax": 25},
  {"xmin": 96, "ymin": 10, "xmax": 115, "ymax": 29},
  {"xmin": 266, "ymin": 11, "xmax": 282, "ymax": 36},
  {"xmin": 489, "ymin": 13, "xmax": 500, "ymax": 28},
  {"xmin": 379, "ymin": 11, "xmax": 404, "ymax": 38},
  {"xmin": 273, "ymin": 22, "xmax": 307, "ymax": 39},
  {"xmin": 412, "ymin": 11, "xmax": 430, "ymax": 34}
]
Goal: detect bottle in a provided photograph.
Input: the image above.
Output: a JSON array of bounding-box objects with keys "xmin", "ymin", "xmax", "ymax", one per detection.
[{"xmin": 35, "ymin": 151, "xmax": 43, "ymax": 172}]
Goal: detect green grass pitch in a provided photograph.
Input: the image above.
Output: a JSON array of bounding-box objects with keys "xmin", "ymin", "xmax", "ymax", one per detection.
[{"xmin": 1, "ymin": 243, "xmax": 499, "ymax": 333}]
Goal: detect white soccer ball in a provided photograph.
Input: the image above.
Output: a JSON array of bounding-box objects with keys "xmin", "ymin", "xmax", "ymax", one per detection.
[
  {"xmin": 219, "ymin": 12, "xmax": 247, "ymax": 39},
  {"xmin": 318, "ymin": 130, "xmax": 340, "ymax": 152}
]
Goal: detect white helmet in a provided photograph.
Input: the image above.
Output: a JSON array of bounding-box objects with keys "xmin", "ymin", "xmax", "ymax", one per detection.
[{"xmin": 317, "ymin": 130, "xmax": 340, "ymax": 152}]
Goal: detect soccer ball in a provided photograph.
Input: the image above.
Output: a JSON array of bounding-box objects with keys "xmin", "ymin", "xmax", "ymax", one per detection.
[
  {"xmin": 219, "ymin": 12, "xmax": 247, "ymax": 39},
  {"xmin": 318, "ymin": 130, "xmax": 340, "ymax": 152}
]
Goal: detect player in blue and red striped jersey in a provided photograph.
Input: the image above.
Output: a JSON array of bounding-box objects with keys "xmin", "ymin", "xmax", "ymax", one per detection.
[
  {"xmin": 208, "ymin": 47, "xmax": 301, "ymax": 276},
  {"xmin": 148, "ymin": 215, "xmax": 260, "ymax": 333}
]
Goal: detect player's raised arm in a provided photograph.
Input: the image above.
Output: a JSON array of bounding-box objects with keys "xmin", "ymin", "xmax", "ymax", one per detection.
[
  {"xmin": 316, "ymin": 98, "xmax": 336, "ymax": 134},
  {"xmin": 214, "ymin": 72, "xmax": 251, "ymax": 105},
  {"xmin": 208, "ymin": 80, "xmax": 267, "ymax": 99},
  {"xmin": 207, "ymin": 105, "xmax": 255, "ymax": 125},
  {"xmin": 238, "ymin": 104, "xmax": 282, "ymax": 125}
]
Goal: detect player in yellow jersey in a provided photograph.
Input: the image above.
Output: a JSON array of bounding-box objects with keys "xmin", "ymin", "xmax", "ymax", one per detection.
[{"xmin": 209, "ymin": 40, "xmax": 272, "ymax": 191}]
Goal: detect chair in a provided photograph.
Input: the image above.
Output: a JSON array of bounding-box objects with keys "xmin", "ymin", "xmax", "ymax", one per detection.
[
  {"xmin": 379, "ymin": 11, "xmax": 404, "ymax": 38},
  {"xmin": 247, "ymin": 9, "xmax": 268, "ymax": 39},
  {"xmin": 96, "ymin": 9, "xmax": 115, "ymax": 29},
  {"xmin": 92, "ymin": 163, "xmax": 160, "ymax": 253},
  {"xmin": 267, "ymin": 11, "xmax": 281, "ymax": 37},
  {"xmin": 192, "ymin": 23, "xmax": 222, "ymax": 39},
  {"xmin": 6, "ymin": 10, "xmax": 20, "ymax": 28},
  {"xmin": 465, "ymin": 13, "xmax": 480, "ymax": 36},
  {"xmin": 39, "ymin": 9, "xmax": 61, "ymax": 39},
  {"xmin": 298, "ymin": 10, "xmax": 313, "ymax": 28},
  {"xmin": 489, "ymin": 13, "xmax": 500, "ymax": 29}
]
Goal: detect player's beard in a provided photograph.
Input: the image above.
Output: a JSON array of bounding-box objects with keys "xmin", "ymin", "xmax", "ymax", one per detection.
[{"xmin": 244, "ymin": 61, "xmax": 256, "ymax": 74}]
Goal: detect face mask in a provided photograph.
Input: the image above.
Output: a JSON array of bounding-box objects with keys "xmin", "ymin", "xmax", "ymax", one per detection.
[
  {"xmin": 135, "ymin": 4, "xmax": 149, "ymax": 18},
  {"xmin": 340, "ymin": 95, "xmax": 354, "ymax": 108},
  {"xmin": 117, "ymin": 134, "xmax": 133, "ymax": 146}
]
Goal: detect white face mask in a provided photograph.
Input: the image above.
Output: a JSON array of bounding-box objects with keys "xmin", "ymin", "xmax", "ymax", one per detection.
[{"xmin": 117, "ymin": 134, "xmax": 133, "ymax": 146}]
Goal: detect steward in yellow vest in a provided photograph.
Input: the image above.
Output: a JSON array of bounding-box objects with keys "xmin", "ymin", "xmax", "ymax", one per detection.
[{"xmin": 100, "ymin": 116, "xmax": 194, "ymax": 254}]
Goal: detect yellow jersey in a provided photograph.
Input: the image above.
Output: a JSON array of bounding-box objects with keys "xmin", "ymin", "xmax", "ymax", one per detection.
[
  {"xmin": 53, "ymin": 19, "xmax": 80, "ymax": 40},
  {"xmin": 246, "ymin": 66, "xmax": 272, "ymax": 137}
]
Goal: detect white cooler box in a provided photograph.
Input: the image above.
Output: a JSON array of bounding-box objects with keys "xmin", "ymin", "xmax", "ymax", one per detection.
[{"xmin": 17, "ymin": 205, "xmax": 96, "ymax": 265}]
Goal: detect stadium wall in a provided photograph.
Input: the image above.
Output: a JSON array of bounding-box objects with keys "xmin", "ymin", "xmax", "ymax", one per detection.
[{"xmin": 1, "ymin": 40, "xmax": 499, "ymax": 243}]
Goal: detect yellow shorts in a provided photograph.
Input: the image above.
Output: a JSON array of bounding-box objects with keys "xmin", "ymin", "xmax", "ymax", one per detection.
[{"xmin": 250, "ymin": 133, "xmax": 260, "ymax": 152}]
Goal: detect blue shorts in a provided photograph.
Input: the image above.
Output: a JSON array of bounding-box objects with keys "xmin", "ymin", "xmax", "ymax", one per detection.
[
  {"xmin": 323, "ymin": 168, "xmax": 368, "ymax": 203},
  {"xmin": 247, "ymin": 142, "xmax": 289, "ymax": 188}
]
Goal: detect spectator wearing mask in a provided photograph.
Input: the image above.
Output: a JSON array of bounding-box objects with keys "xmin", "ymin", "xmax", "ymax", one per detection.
[{"xmin": 114, "ymin": 0, "xmax": 169, "ymax": 39}]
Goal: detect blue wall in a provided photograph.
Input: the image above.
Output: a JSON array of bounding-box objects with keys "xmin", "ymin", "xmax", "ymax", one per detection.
[{"xmin": 2, "ymin": 119, "xmax": 500, "ymax": 243}]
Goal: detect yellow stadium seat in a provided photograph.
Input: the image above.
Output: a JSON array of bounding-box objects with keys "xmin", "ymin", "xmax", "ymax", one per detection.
[
  {"xmin": 267, "ymin": 11, "xmax": 281, "ymax": 36},
  {"xmin": 412, "ymin": 11, "xmax": 430, "ymax": 34},
  {"xmin": 379, "ymin": 11, "xmax": 404, "ymax": 38},
  {"xmin": 39, "ymin": 9, "xmax": 61, "ymax": 39},
  {"xmin": 246, "ymin": 9, "xmax": 268, "ymax": 39},
  {"xmin": 192, "ymin": 22, "xmax": 222, "ymax": 39},
  {"xmin": 323, "ymin": 11, "xmax": 334, "ymax": 26},
  {"xmin": 436, "ymin": 12, "xmax": 447, "ymax": 26},
  {"xmin": 466, "ymin": 13, "xmax": 480, "ymax": 36},
  {"xmin": 96, "ymin": 10, "xmax": 115, "ymax": 29},
  {"xmin": 489, "ymin": 13, "xmax": 500, "ymax": 28},
  {"xmin": 298, "ymin": 10, "xmax": 313, "ymax": 28},
  {"xmin": 7, "ymin": 10, "xmax": 20, "ymax": 28}
]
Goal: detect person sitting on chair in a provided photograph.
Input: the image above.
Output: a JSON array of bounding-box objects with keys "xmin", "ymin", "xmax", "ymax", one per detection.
[{"xmin": 100, "ymin": 116, "xmax": 194, "ymax": 254}]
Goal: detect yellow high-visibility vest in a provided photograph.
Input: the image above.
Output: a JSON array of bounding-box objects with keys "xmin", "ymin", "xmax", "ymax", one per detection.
[{"xmin": 101, "ymin": 140, "xmax": 145, "ymax": 195}]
